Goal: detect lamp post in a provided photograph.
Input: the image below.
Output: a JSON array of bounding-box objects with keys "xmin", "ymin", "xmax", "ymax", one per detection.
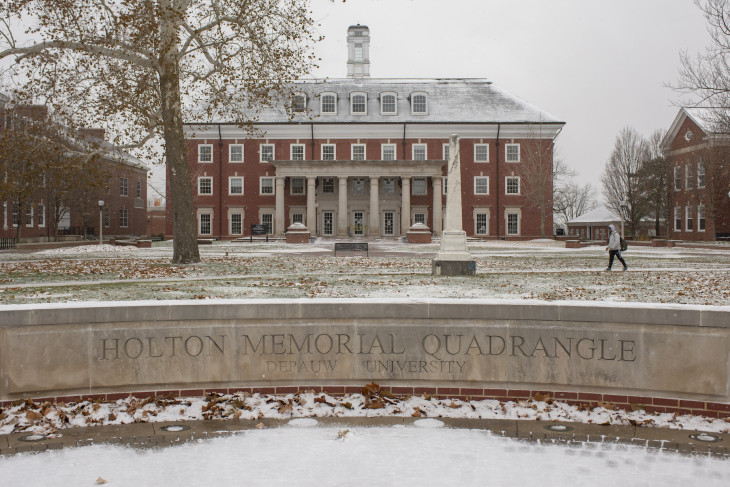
[
  {"xmin": 98, "ymin": 200, "xmax": 104, "ymax": 246},
  {"xmin": 619, "ymin": 199, "xmax": 629, "ymax": 238}
]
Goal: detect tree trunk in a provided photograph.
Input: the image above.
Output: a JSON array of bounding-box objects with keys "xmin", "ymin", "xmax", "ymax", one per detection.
[{"xmin": 159, "ymin": 1, "xmax": 200, "ymax": 264}]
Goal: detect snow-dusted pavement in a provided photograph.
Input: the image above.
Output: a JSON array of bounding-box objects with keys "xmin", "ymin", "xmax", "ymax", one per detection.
[{"xmin": 3, "ymin": 420, "xmax": 730, "ymax": 487}]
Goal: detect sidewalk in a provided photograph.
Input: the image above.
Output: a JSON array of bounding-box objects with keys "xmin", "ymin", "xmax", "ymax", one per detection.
[{"xmin": 1, "ymin": 417, "xmax": 727, "ymax": 458}]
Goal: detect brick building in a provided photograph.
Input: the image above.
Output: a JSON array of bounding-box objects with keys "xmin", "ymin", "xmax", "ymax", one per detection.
[
  {"xmin": 176, "ymin": 25, "xmax": 564, "ymax": 240},
  {"xmin": 662, "ymin": 108, "xmax": 730, "ymax": 241},
  {"xmin": 0, "ymin": 99, "xmax": 148, "ymax": 242}
]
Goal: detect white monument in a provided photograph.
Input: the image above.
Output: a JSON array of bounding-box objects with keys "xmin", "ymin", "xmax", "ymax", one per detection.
[{"xmin": 432, "ymin": 135, "xmax": 476, "ymax": 275}]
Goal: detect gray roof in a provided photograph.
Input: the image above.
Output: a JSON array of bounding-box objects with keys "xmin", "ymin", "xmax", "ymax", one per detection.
[
  {"xmin": 251, "ymin": 78, "xmax": 563, "ymax": 125},
  {"xmin": 566, "ymin": 206, "xmax": 619, "ymax": 225}
]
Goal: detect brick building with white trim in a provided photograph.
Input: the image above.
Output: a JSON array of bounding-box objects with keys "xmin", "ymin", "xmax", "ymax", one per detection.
[{"xmin": 175, "ymin": 25, "xmax": 564, "ymax": 240}]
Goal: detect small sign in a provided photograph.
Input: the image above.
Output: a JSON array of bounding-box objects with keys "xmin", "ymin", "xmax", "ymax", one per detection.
[{"xmin": 251, "ymin": 224, "xmax": 267, "ymax": 235}]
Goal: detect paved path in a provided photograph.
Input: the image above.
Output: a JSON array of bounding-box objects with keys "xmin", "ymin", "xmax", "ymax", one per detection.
[{"xmin": 1, "ymin": 417, "xmax": 727, "ymax": 458}]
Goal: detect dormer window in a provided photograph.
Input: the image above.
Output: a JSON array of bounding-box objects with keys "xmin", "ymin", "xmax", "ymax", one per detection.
[
  {"xmin": 292, "ymin": 93, "xmax": 307, "ymax": 112},
  {"xmin": 321, "ymin": 92, "xmax": 337, "ymax": 115},
  {"xmin": 410, "ymin": 92, "xmax": 427, "ymax": 115},
  {"xmin": 350, "ymin": 92, "xmax": 367, "ymax": 115},
  {"xmin": 380, "ymin": 92, "xmax": 397, "ymax": 115}
]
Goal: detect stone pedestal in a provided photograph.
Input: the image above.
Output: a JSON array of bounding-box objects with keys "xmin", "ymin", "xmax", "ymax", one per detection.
[
  {"xmin": 285, "ymin": 222, "xmax": 311, "ymax": 244},
  {"xmin": 406, "ymin": 223, "xmax": 432, "ymax": 244}
]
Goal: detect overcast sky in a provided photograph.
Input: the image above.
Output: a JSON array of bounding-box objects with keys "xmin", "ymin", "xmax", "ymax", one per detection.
[{"xmin": 307, "ymin": 0, "xmax": 711, "ymax": 190}]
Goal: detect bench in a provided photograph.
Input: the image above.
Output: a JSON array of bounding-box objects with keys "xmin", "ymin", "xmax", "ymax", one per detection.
[{"xmin": 334, "ymin": 242, "xmax": 369, "ymax": 256}]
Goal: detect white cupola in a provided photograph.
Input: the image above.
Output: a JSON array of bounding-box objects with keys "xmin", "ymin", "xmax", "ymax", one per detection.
[{"xmin": 347, "ymin": 24, "xmax": 370, "ymax": 78}]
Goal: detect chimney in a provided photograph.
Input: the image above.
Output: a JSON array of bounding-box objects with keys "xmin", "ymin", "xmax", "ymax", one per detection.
[{"xmin": 347, "ymin": 24, "xmax": 370, "ymax": 78}]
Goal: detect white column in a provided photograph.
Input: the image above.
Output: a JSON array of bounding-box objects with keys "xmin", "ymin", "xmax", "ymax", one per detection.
[
  {"xmin": 306, "ymin": 176, "xmax": 317, "ymax": 234},
  {"xmin": 2, "ymin": 202, "xmax": 7, "ymax": 230},
  {"xmin": 400, "ymin": 177, "xmax": 410, "ymax": 236},
  {"xmin": 275, "ymin": 176, "xmax": 285, "ymax": 236},
  {"xmin": 369, "ymin": 176, "xmax": 379, "ymax": 236},
  {"xmin": 337, "ymin": 176, "xmax": 348, "ymax": 236},
  {"xmin": 432, "ymin": 177, "xmax": 443, "ymax": 236}
]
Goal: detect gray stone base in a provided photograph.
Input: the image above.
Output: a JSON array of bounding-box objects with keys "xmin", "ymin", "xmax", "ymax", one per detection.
[{"xmin": 432, "ymin": 260, "xmax": 476, "ymax": 276}]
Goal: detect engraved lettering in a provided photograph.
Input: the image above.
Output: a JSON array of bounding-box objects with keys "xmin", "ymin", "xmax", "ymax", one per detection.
[
  {"xmin": 184, "ymin": 336, "xmax": 203, "ymax": 357},
  {"xmin": 510, "ymin": 336, "xmax": 528, "ymax": 357},
  {"xmin": 124, "ymin": 337, "xmax": 143, "ymax": 359},
  {"xmin": 599, "ymin": 339, "xmax": 616, "ymax": 361},
  {"xmin": 147, "ymin": 337, "xmax": 164, "ymax": 358},
  {"xmin": 576, "ymin": 338, "xmax": 596, "ymax": 360},
  {"xmin": 619, "ymin": 340, "xmax": 636, "ymax": 362},
  {"xmin": 101, "ymin": 338, "xmax": 119, "ymax": 360}
]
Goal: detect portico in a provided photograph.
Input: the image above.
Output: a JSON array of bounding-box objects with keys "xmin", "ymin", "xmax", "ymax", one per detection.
[{"xmin": 271, "ymin": 160, "xmax": 445, "ymax": 237}]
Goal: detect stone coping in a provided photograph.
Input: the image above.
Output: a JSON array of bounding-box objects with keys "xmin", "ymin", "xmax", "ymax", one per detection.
[
  {"xmin": 1, "ymin": 417, "xmax": 727, "ymax": 458},
  {"xmin": 1, "ymin": 298, "xmax": 728, "ymax": 329}
]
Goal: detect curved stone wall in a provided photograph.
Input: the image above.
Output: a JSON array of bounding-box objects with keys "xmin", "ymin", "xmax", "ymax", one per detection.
[{"xmin": 1, "ymin": 299, "xmax": 728, "ymax": 410}]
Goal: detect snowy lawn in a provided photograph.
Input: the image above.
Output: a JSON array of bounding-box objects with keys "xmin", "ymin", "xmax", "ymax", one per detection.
[
  {"xmin": 3, "ymin": 422, "xmax": 730, "ymax": 487},
  {"xmin": 0, "ymin": 239, "xmax": 728, "ymax": 305}
]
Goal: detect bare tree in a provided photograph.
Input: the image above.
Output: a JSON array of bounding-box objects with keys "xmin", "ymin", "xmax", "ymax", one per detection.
[
  {"xmin": 0, "ymin": 0, "xmax": 330, "ymax": 263},
  {"xmin": 673, "ymin": 0, "xmax": 730, "ymax": 130},
  {"xmin": 601, "ymin": 127, "xmax": 651, "ymax": 238},
  {"xmin": 554, "ymin": 181, "xmax": 596, "ymax": 228},
  {"xmin": 520, "ymin": 126, "xmax": 560, "ymax": 237}
]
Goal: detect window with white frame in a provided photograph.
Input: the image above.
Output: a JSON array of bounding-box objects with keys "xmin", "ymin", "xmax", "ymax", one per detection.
[
  {"xmin": 291, "ymin": 212, "xmax": 304, "ymax": 225},
  {"xmin": 685, "ymin": 164, "xmax": 693, "ymax": 190},
  {"xmin": 505, "ymin": 144, "xmax": 520, "ymax": 162},
  {"xmin": 413, "ymin": 212, "xmax": 426, "ymax": 225},
  {"xmin": 698, "ymin": 204, "xmax": 706, "ymax": 231},
  {"xmin": 412, "ymin": 177, "xmax": 427, "ymax": 195},
  {"xmin": 475, "ymin": 212, "xmax": 489, "ymax": 235},
  {"xmin": 136, "ymin": 181, "xmax": 142, "ymax": 198},
  {"xmin": 474, "ymin": 176, "xmax": 489, "ymax": 195},
  {"xmin": 506, "ymin": 176, "xmax": 520, "ymax": 194},
  {"xmin": 292, "ymin": 93, "xmax": 307, "ymax": 112},
  {"xmin": 37, "ymin": 204, "xmax": 45, "ymax": 227},
  {"xmin": 120, "ymin": 208, "xmax": 129, "ymax": 228},
  {"xmin": 291, "ymin": 144, "xmax": 305, "ymax": 161},
  {"xmin": 260, "ymin": 177, "xmax": 274, "ymax": 195},
  {"xmin": 685, "ymin": 205, "xmax": 694, "ymax": 231},
  {"xmin": 12, "ymin": 205, "xmax": 18, "ymax": 227},
  {"xmin": 351, "ymin": 93, "xmax": 367, "ymax": 115},
  {"xmin": 199, "ymin": 213, "xmax": 211, "ymax": 235},
  {"xmin": 411, "ymin": 93, "xmax": 427, "ymax": 114},
  {"xmin": 443, "ymin": 144, "xmax": 449, "ymax": 161},
  {"xmin": 382, "ymin": 144, "xmax": 396, "ymax": 161},
  {"xmin": 260, "ymin": 144, "xmax": 274, "ymax": 162},
  {"xmin": 120, "ymin": 177, "xmax": 128, "ymax": 196},
  {"xmin": 380, "ymin": 93, "xmax": 397, "ymax": 115},
  {"xmin": 261, "ymin": 213, "xmax": 273, "ymax": 234},
  {"xmin": 321, "ymin": 93, "xmax": 337, "ymax": 115},
  {"xmin": 697, "ymin": 161, "xmax": 706, "ymax": 188},
  {"xmin": 229, "ymin": 144, "xmax": 244, "ymax": 163},
  {"xmin": 412, "ymin": 144, "xmax": 427, "ymax": 161},
  {"xmin": 351, "ymin": 144, "xmax": 366, "ymax": 160},
  {"xmin": 352, "ymin": 178, "xmax": 365, "ymax": 195},
  {"xmin": 354, "ymin": 42, "xmax": 363, "ymax": 61},
  {"xmin": 198, "ymin": 177, "xmax": 213, "ymax": 195},
  {"xmin": 674, "ymin": 166, "xmax": 682, "ymax": 191},
  {"xmin": 290, "ymin": 177, "xmax": 305, "ymax": 195},
  {"xmin": 322, "ymin": 178, "xmax": 335, "ymax": 194},
  {"xmin": 25, "ymin": 208, "xmax": 33, "ymax": 226},
  {"xmin": 382, "ymin": 178, "xmax": 395, "ymax": 194},
  {"xmin": 229, "ymin": 177, "xmax": 243, "ymax": 195},
  {"xmin": 442, "ymin": 177, "xmax": 448, "ymax": 194},
  {"xmin": 230, "ymin": 213, "xmax": 243, "ymax": 235},
  {"xmin": 674, "ymin": 206, "xmax": 681, "ymax": 231},
  {"xmin": 322, "ymin": 144, "xmax": 336, "ymax": 161},
  {"xmin": 103, "ymin": 207, "xmax": 109, "ymax": 227},
  {"xmin": 506, "ymin": 211, "xmax": 520, "ymax": 235},
  {"xmin": 474, "ymin": 144, "xmax": 489, "ymax": 162},
  {"xmin": 198, "ymin": 144, "xmax": 213, "ymax": 163}
]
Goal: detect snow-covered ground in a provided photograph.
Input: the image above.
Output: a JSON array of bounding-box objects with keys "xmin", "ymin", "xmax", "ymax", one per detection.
[
  {"xmin": 1, "ymin": 239, "xmax": 728, "ymax": 305},
  {"xmin": 4, "ymin": 421, "xmax": 730, "ymax": 487}
]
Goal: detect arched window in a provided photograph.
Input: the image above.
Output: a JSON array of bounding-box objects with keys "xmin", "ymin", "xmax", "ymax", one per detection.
[
  {"xmin": 410, "ymin": 92, "xmax": 427, "ymax": 115},
  {"xmin": 350, "ymin": 92, "xmax": 367, "ymax": 115},
  {"xmin": 321, "ymin": 93, "xmax": 337, "ymax": 115},
  {"xmin": 380, "ymin": 93, "xmax": 397, "ymax": 115}
]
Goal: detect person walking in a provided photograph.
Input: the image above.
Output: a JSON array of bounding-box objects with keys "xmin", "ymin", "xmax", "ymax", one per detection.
[{"xmin": 605, "ymin": 224, "xmax": 628, "ymax": 271}]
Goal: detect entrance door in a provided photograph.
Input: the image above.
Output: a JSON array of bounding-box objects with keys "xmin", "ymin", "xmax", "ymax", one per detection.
[
  {"xmin": 323, "ymin": 211, "xmax": 334, "ymax": 236},
  {"xmin": 383, "ymin": 211, "xmax": 395, "ymax": 236},
  {"xmin": 353, "ymin": 211, "xmax": 364, "ymax": 236}
]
